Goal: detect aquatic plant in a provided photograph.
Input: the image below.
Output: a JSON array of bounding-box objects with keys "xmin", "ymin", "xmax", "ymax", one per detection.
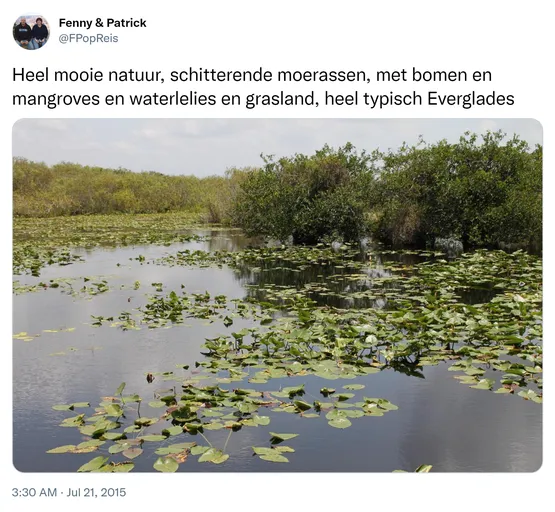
[
  {"xmin": 13, "ymin": 221, "xmax": 541, "ymax": 471},
  {"xmin": 47, "ymin": 380, "xmax": 398, "ymax": 471}
]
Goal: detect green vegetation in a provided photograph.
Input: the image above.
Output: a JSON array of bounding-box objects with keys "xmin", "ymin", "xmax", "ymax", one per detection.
[
  {"xmin": 91, "ymin": 248, "xmax": 543, "ymax": 395},
  {"xmin": 13, "ymin": 212, "xmax": 205, "ymax": 276},
  {"xmin": 230, "ymin": 131, "xmax": 541, "ymax": 249},
  {"xmin": 13, "ymin": 211, "xmax": 202, "ymax": 246},
  {"xmin": 48, "ymin": 377, "xmax": 395, "ymax": 471},
  {"xmin": 230, "ymin": 143, "xmax": 372, "ymax": 244},
  {"xmin": 12, "ymin": 129, "xmax": 542, "ymax": 471},
  {"xmin": 370, "ymin": 131, "xmax": 542, "ymax": 249},
  {"xmin": 13, "ymin": 158, "xmax": 232, "ymax": 217},
  {"xmin": 43, "ymin": 247, "xmax": 541, "ymax": 471},
  {"xmin": 14, "ymin": 130, "xmax": 541, "ymax": 251}
]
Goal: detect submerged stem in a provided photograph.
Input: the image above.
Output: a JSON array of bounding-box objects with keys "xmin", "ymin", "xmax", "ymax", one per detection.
[
  {"xmin": 199, "ymin": 431, "xmax": 213, "ymax": 448},
  {"xmin": 223, "ymin": 429, "xmax": 233, "ymax": 453}
]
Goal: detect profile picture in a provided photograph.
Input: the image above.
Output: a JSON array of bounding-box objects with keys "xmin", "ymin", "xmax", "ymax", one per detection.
[{"xmin": 13, "ymin": 14, "xmax": 50, "ymax": 50}]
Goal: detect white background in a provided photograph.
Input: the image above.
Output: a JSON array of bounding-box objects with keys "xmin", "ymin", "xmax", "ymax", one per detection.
[{"xmin": 2, "ymin": 1, "xmax": 552, "ymax": 510}]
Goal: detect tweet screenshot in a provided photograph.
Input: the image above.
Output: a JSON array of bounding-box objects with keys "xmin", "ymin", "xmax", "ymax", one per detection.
[{"xmin": 3, "ymin": 1, "xmax": 551, "ymax": 511}]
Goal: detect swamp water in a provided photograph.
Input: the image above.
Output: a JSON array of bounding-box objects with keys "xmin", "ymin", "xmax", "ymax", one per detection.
[{"xmin": 13, "ymin": 230, "xmax": 542, "ymax": 472}]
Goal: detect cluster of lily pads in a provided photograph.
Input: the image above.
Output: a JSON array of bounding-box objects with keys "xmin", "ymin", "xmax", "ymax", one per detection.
[
  {"xmin": 29, "ymin": 232, "xmax": 541, "ymax": 471},
  {"xmin": 13, "ymin": 326, "xmax": 76, "ymax": 343},
  {"xmin": 86, "ymin": 248, "xmax": 542, "ymax": 401},
  {"xmin": 13, "ymin": 212, "xmax": 208, "ymax": 275},
  {"xmin": 13, "ymin": 245, "xmax": 84, "ymax": 276},
  {"xmin": 13, "ymin": 276, "xmax": 143, "ymax": 298},
  {"xmin": 156, "ymin": 244, "xmax": 367, "ymax": 270},
  {"xmin": 13, "ymin": 212, "xmax": 205, "ymax": 248},
  {"xmin": 90, "ymin": 288, "xmax": 275, "ymax": 331},
  {"xmin": 48, "ymin": 380, "xmax": 399, "ymax": 471}
]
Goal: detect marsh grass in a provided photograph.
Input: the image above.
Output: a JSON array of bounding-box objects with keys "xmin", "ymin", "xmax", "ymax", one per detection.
[{"xmin": 13, "ymin": 158, "xmax": 235, "ymax": 217}]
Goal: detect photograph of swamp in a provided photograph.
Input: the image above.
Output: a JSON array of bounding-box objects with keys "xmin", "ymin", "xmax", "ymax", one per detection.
[{"xmin": 12, "ymin": 119, "xmax": 542, "ymax": 472}]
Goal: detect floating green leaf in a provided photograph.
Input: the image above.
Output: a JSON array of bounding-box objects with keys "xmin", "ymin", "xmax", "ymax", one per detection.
[
  {"xmin": 253, "ymin": 415, "xmax": 270, "ymax": 426},
  {"xmin": 161, "ymin": 426, "xmax": 184, "ymax": 436},
  {"xmin": 71, "ymin": 402, "xmax": 90, "ymax": 408},
  {"xmin": 269, "ymin": 432, "xmax": 299, "ymax": 444},
  {"xmin": 415, "ymin": 464, "xmax": 433, "ymax": 473},
  {"xmin": 52, "ymin": 404, "xmax": 73, "ymax": 411},
  {"xmin": 190, "ymin": 445, "xmax": 210, "ymax": 456},
  {"xmin": 77, "ymin": 456, "xmax": 108, "ymax": 472},
  {"xmin": 293, "ymin": 400, "xmax": 312, "ymax": 411},
  {"xmin": 104, "ymin": 404, "xmax": 123, "ymax": 417},
  {"xmin": 155, "ymin": 442, "xmax": 196, "ymax": 455},
  {"xmin": 153, "ymin": 456, "xmax": 179, "ymax": 472},
  {"xmin": 109, "ymin": 462, "xmax": 135, "ymax": 473},
  {"xmin": 328, "ymin": 417, "xmax": 352, "ymax": 429},
  {"xmin": 469, "ymin": 379, "xmax": 495, "ymax": 390},
  {"xmin": 148, "ymin": 401, "xmax": 167, "ymax": 408},
  {"xmin": 198, "ymin": 448, "xmax": 227, "ymax": 463},
  {"xmin": 122, "ymin": 448, "xmax": 143, "ymax": 460},
  {"xmin": 47, "ymin": 445, "xmax": 76, "ymax": 454},
  {"xmin": 260, "ymin": 453, "xmax": 289, "ymax": 463},
  {"xmin": 139, "ymin": 435, "xmax": 167, "ymax": 442}
]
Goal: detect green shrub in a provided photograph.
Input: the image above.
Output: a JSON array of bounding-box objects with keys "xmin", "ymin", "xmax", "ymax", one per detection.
[
  {"xmin": 230, "ymin": 143, "xmax": 374, "ymax": 243},
  {"xmin": 368, "ymin": 131, "xmax": 542, "ymax": 249}
]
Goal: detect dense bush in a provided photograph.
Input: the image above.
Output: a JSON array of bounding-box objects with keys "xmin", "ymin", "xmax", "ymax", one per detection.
[
  {"xmin": 230, "ymin": 143, "xmax": 374, "ymax": 244},
  {"xmin": 369, "ymin": 131, "xmax": 542, "ymax": 250}
]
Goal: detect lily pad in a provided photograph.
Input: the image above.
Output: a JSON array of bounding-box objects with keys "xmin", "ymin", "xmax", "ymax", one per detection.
[
  {"xmin": 275, "ymin": 446, "xmax": 295, "ymax": 453},
  {"xmin": 102, "ymin": 432, "xmax": 126, "ymax": 441},
  {"xmin": 104, "ymin": 404, "xmax": 123, "ymax": 417},
  {"xmin": 148, "ymin": 401, "xmax": 167, "ymax": 408},
  {"xmin": 198, "ymin": 448, "xmax": 227, "ymax": 463},
  {"xmin": 191, "ymin": 445, "xmax": 210, "ymax": 456},
  {"xmin": 122, "ymin": 447, "xmax": 143, "ymax": 460},
  {"xmin": 153, "ymin": 456, "xmax": 179, "ymax": 472},
  {"xmin": 293, "ymin": 400, "xmax": 312, "ymax": 411},
  {"xmin": 139, "ymin": 435, "xmax": 167, "ymax": 442},
  {"xmin": 328, "ymin": 417, "xmax": 352, "ymax": 429},
  {"xmin": 253, "ymin": 415, "xmax": 270, "ymax": 426},
  {"xmin": 155, "ymin": 442, "xmax": 196, "ymax": 455},
  {"xmin": 469, "ymin": 379, "xmax": 495, "ymax": 390},
  {"xmin": 269, "ymin": 432, "xmax": 299, "ymax": 444},
  {"xmin": 52, "ymin": 404, "xmax": 74, "ymax": 411},
  {"xmin": 259, "ymin": 453, "xmax": 289, "ymax": 463},
  {"xmin": 77, "ymin": 456, "xmax": 108, "ymax": 472},
  {"xmin": 71, "ymin": 402, "xmax": 90, "ymax": 408},
  {"xmin": 162, "ymin": 426, "xmax": 184, "ymax": 436},
  {"xmin": 415, "ymin": 464, "xmax": 433, "ymax": 472},
  {"xmin": 107, "ymin": 462, "xmax": 134, "ymax": 473},
  {"xmin": 46, "ymin": 445, "xmax": 76, "ymax": 454}
]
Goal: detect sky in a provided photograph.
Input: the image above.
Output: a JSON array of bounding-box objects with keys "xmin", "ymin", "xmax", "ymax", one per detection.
[{"xmin": 12, "ymin": 118, "xmax": 542, "ymax": 177}]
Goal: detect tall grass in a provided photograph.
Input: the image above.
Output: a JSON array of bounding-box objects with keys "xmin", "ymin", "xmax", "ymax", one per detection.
[{"xmin": 13, "ymin": 158, "xmax": 244, "ymax": 218}]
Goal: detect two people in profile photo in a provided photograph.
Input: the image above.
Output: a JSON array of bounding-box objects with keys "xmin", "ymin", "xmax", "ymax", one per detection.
[{"xmin": 14, "ymin": 16, "xmax": 49, "ymax": 50}]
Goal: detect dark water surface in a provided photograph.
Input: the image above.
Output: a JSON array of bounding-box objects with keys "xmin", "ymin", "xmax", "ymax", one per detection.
[{"xmin": 13, "ymin": 231, "xmax": 541, "ymax": 472}]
